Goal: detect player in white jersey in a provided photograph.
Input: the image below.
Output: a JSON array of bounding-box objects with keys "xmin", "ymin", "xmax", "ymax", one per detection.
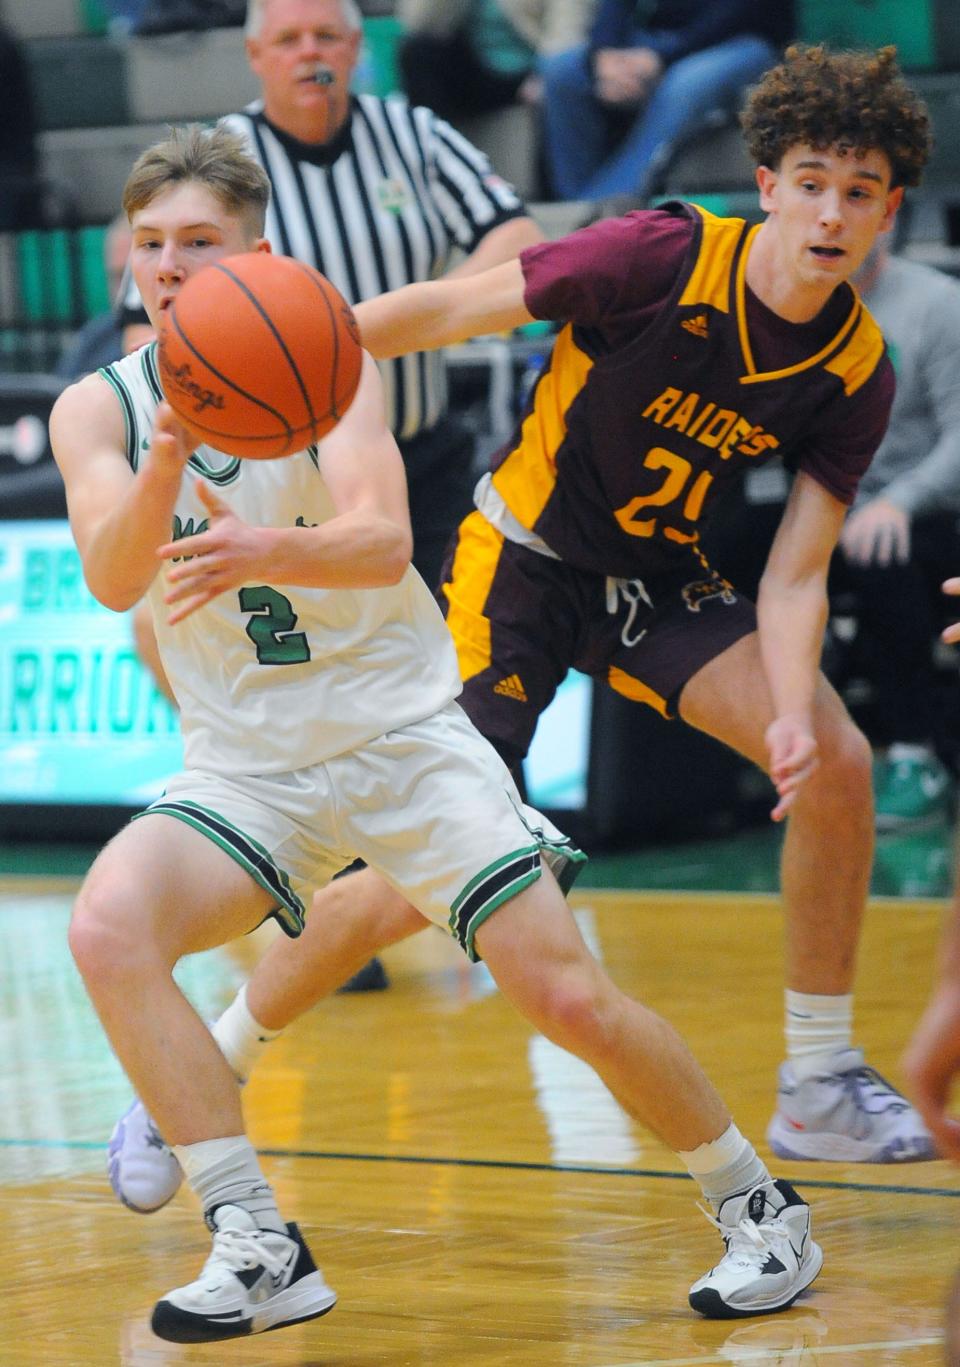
[
  {"xmin": 99, "ymin": 345, "xmax": 460, "ymax": 781},
  {"xmin": 53, "ymin": 124, "xmax": 823, "ymax": 1342}
]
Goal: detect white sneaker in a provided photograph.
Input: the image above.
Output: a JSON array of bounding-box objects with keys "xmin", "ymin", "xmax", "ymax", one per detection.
[
  {"xmin": 689, "ymin": 1179, "xmax": 822, "ymax": 1319},
  {"xmin": 108, "ymin": 1098, "xmax": 184, "ymax": 1213},
  {"xmin": 151, "ymin": 1204, "xmax": 337, "ymax": 1343},
  {"xmin": 767, "ymin": 1047, "xmax": 936, "ymax": 1162}
]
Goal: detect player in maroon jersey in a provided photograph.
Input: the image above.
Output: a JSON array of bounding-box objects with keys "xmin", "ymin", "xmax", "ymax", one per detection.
[{"xmin": 110, "ymin": 46, "xmax": 933, "ymax": 1319}]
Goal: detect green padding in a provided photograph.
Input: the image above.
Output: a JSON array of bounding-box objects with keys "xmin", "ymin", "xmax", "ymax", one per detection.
[
  {"xmin": 651, "ymin": 192, "xmax": 764, "ymax": 223},
  {"xmin": 77, "ymin": 0, "xmax": 109, "ymax": 35},
  {"xmin": 797, "ymin": 0, "xmax": 936, "ymax": 71},
  {"xmin": 361, "ymin": 16, "xmax": 405, "ymax": 96},
  {"xmin": 78, "ymin": 225, "xmax": 110, "ymax": 315},
  {"xmin": 17, "ymin": 232, "xmax": 73, "ymax": 322},
  {"xmin": 15, "ymin": 226, "xmax": 108, "ymax": 323}
]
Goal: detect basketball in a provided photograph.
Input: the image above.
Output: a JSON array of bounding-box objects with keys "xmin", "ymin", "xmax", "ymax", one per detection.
[{"xmin": 157, "ymin": 252, "xmax": 363, "ymax": 459}]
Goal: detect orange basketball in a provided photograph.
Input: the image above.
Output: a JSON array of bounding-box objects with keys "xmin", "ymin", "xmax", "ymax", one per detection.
[{"xmin": 157, "ymin": 252, "xmax": 363, "ymax": 459}]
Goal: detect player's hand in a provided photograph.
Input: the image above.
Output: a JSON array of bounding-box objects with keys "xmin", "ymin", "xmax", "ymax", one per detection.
[
  {"xmin": 902, "ymin": 983, "xmax": 960, "ymax": 1161},
  {"xmin": 593, "ymin": 47, "xmax": 660, "ymax": 106},
  {"xmin": 942, "ymin": 577, "xmax": 960, "ymax": 645},
  {"xmin": 149, "ymin": 401, "xmax": 198, "ymax": 475},
  {"xmin": 157, "ymin": 479, "xmax": 270, "ymax": 624},
  {"xmin": 765, "ymin": 712, "xmax": 819, "ymax": 822},
  {"xmin": 839, "ymin": 497, "xmax": 910, "ymax": 566}
]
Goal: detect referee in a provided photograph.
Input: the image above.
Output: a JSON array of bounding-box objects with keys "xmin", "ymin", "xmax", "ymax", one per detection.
[{"xmin": 224, "ymin": 0, "xmax": 546, "ymax": 589}]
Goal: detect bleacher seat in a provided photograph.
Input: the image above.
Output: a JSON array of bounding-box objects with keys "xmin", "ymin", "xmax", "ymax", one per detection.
[
  {"xmin": 24, "ymin": 35, "xmax": 129, "ymax": 130},
  {"xmin": 126, "ymin": 28, "xmax": 257, "ymax": 122},
  {"xmin": 39, "ymin": 123, "xmax": 169, "ymax": 225},
  {"xmin": 455, "ymin": 105, "xmax": 541, "ymax": 201},
  {"xmin": 4, "ymin": 0, "xmax": 82, "ymax": 40}
]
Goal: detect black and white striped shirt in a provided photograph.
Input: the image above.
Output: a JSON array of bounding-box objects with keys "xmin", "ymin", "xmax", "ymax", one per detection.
[{"xmin": 220, "ymin": 95, "xmax": 528, "ymax": 441}]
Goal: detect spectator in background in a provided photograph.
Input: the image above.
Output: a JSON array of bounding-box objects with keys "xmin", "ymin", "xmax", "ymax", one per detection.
[
  {"xmin": 832, "ymin": 239, "xmax": 960, "ymax": 829},
  {"xmin": 56, "ymin": 215, "xmax": 153, "ymax": 380},
  {"xmin": 397, "ymin": 0, "xmax": 595, "ymax": 122},
  {"xmin": 540, "ymin": 0, "xmax": 782, "ymax": 202}
]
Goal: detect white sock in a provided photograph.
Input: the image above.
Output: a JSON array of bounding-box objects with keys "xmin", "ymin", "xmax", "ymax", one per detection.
[
  {"xmin": 785, "ymin": 989, "xmax": 853, "ymax": 1080},
  {"xmin": 174, "ymin": 1134, "xmax": 286, "ymax": 1234},
  {"xmin": 678, "ymin": 1123, "xmax": 770, "ymax": 1215},
  {"xmin": 211, "ymin": 983, "xmax": 283, "ymax": 1082}
]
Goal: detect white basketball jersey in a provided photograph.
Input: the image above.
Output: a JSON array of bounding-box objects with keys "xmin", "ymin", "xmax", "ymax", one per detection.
[{"xmin": 101, "ymin": 344, "xmax": 462, "ymax": 775}]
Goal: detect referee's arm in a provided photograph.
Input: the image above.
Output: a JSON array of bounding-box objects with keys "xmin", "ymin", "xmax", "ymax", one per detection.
[{"xmin": 445, "ymin": 214, "xmax": 545, "ymax": 280}]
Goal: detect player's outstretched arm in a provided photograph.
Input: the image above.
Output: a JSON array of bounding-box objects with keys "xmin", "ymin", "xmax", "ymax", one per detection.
[
  {"xmin": 50, "ymin": 380, "xmax": 192, "ymax": 612},
  {"xmin": 354, "ymin": 258, "xmax": 534, "ymax": 359},
  {"xmin": 444, "ymin": 215, "xmax": 544, "ymax": 281}
]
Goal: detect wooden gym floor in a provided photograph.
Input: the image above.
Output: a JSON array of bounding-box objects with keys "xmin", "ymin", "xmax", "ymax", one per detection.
[{"xmin": 1, "ymin": 872, "xmax": 955, "ymax": 1365}]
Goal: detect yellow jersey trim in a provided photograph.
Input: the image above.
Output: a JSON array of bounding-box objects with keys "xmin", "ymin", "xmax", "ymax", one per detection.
[
  {"xmin": 491, "ymin": 324, "xmax": 594, "ymax": 528},
  {"xmin": 607, "ymin": 666, "xmax": 669, "ymax": 717},
  {"xmin": 678, "ymin": 207, "xmax": 743, "ymax": 314}
]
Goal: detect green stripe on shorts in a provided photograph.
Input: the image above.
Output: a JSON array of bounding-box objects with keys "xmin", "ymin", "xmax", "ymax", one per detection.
[{"xmin": 135, "ymin": 799, "xmax": 305, "ymax": 937}]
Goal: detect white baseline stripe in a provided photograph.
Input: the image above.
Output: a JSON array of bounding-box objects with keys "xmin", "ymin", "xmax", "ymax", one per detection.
[{"xmin": 595, "ymin": 1335, "xmax": 943, "ymax": 1367}]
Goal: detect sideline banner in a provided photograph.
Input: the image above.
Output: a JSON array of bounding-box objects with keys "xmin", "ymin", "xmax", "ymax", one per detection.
[{"xmin": 0, "ymin": 520, "xmax": 180, "ymax": 807}]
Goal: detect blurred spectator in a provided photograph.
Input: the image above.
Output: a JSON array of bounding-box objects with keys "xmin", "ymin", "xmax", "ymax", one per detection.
[
  {"xmin": 98, "ymin": 0, "xmax": 150, "ymax": 33},
  {"xmin": 56, "ymin": 216, "xmax": 153, "ymax": 381},
  {"xmin": 541, "ymin": 0, "xmax": 780, "ymax": 201},
  {"xmin": 397, "ymin": 0, "xmax": 595, "ymax": 120},
  {"xmin": 131, "ymin": 0, "xmax": 245, "ymax": 35},
  {"xmin": 830, "ymin": 240, "xmax": 960, "ymax": 829},
  {"xmin": 0, "ymin": 11, "xmax": 39, "ymax": 230}
]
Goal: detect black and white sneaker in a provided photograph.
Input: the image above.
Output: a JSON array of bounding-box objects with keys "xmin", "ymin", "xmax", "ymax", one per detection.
[
  {"xmin": 151, "ymin": 1204, "xmax": 336, "ymax": 1343},
  {"xmin": 689, "ymin": 1179, "xmax": 823, "ymax": 1319}
]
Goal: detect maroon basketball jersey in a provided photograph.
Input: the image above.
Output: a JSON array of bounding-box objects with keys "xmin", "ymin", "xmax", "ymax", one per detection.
[{"xmin": 496, "ymin": 202, "xmax": 892, "ymax": 579}]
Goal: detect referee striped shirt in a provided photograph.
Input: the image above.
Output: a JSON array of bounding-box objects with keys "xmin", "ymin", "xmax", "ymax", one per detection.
[{"xmin": 219, "ymin": 94, "xmax": 528, "ymax": 441}]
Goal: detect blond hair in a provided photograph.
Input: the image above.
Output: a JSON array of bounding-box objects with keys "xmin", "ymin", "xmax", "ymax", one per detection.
[{"xmin": 122, "ymin": 124, "xmax": 271, "ymax": 237}]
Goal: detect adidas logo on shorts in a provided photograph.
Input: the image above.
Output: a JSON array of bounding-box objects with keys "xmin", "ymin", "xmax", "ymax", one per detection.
[{"xmin": 493, "ymin": 674, "xmax": 528, "ymax": 702}]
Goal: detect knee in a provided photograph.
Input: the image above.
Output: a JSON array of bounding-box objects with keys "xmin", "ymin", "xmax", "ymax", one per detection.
[
  {"xmin": 68, "ymin": 878, "xmax": 154, "ymax": 988},
  {"xmin": 808, "ymin": 715, "xmax": 873, "ymax": 806},
  {"xmin": 526, "ymin": 964, "xmax": 616, "ymax": 1057}
]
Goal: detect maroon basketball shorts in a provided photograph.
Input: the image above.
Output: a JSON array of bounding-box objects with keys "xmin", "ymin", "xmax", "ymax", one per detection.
[{"xmin": 438, "ymin": 511, "xmax": 757, "ymax": 768}]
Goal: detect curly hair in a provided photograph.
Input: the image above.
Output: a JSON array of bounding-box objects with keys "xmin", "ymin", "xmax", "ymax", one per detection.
[{"xmin": 741, "ymin": 45, "xmax": 931, "ymax": 188}]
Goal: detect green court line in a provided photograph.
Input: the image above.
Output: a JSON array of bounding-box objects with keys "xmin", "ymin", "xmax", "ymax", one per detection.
[{"xmin": 2, "ymin": 1136, "xmax": 958, "ymax": 1198}]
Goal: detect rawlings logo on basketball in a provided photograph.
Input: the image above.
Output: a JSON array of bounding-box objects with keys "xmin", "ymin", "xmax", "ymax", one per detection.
[
  {"xmin": 682, "ymin": 578, "xmax": 736, "ymax": 612},
  {"xmin": 158, "ymin": 253, "xmax": 363, "ymax": 459},
  {"xmin": 158, "ymin": 354, "xmax": 226, "ymax": 414}
]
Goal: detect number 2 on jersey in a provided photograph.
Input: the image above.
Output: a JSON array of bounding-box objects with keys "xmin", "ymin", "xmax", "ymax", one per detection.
[{"xmin": 239, "ymin": 586, "xmax": 311, "ymax": 665}]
